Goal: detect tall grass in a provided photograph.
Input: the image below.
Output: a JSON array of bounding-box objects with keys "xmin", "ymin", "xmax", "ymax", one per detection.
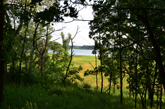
[{"xmin": 2, "ymin": 83, "xmax": 154, "ymax": 109}]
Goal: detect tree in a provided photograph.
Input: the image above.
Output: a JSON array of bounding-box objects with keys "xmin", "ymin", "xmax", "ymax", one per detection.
[
  {"xmin": 89, "ymin": 0, "xmax": 165, "ymax": 107},
  {"xmin": 0, "ymin": 0, "xmax": 4, "ymax": 107},
  {"xmin": 49, "ymin": 41, "xmax": 61, "ymax": 54},
  {"xmin": 62, "ymin": 27, "xmax": 83, "ymax": 86},
  {"xmin": 1, "ymin": 0, "xmax": 83, "ymax": 105}
]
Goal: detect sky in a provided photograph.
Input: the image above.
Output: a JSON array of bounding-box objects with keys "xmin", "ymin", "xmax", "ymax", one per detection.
[{"xmin": 51, "ymin": 5, "xmax": 94, "ymax": 46}]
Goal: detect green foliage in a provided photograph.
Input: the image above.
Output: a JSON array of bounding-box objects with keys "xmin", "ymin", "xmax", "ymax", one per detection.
[
  {"xmin": 68, "ymin": 65, "xmax": 84, "ymax": 82},
  {"xmin": 61, "ymin": 32, "xmax": 71, "ymax": 51},
  {"xmin": 83, "ymin": 83, "xmax": 91, "ymax": 91}
]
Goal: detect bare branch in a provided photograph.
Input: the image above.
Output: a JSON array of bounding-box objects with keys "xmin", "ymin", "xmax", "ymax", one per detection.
[{"xmin": 62, "ymin": 26, "xmax": 80, "ymax": 86}]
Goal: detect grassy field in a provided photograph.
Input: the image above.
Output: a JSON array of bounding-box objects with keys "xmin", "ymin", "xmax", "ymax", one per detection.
[{"xmin": 72, "ymin": 55, "xmax": 128, "ymax": 92}]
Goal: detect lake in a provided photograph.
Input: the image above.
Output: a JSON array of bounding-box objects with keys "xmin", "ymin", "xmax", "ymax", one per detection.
[{"xmin": 48, "ymin": 49, "xmax": 98, "ymax": 56}]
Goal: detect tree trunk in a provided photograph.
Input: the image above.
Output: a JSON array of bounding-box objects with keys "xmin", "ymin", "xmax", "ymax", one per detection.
[
  {"xmin": 135, "ymin": 55, "xmax": 138, "ymax": 108},
  {"xmin": 160, "ymin": 85, "xmax": 162, "ymax": 109},
  {"xmin": 95, "ymin": 53, "xmax": 98, "ymax": 90},
  {"xmin": 120, "ymin": 43, "xmax": 123, "ymax": 104},
  {"xmin": 101, "ymin": 64, "xmax": 103, "ymax": 93},
  {"xmin": 18, "ymin": 38, "xmax": 25, "ymax": 84},
  {"xmin": 118, "ymin": 11, "xmax": 123, "ymax": 104},
  {"xmin": 109, "ymin": 73, "xmax": 112, "ymax": 95},
  {"xmin": 0, "ymin": 0, "xmax": 4, "ymax": 107},
  {"xmin": 99, "ymin": 35, "xmax": 103, "ymax": 93},
  {"xmin": 146, "ymin": 61, "xmax": 152, "ymax": 101},
  {"xmin": 113, "ymin": 84, "xmax": 115, "ymax": 94},
  {"xmin": 62, "ymin": 37, "xmax": 74, "ymax": 86},
  {"xmin": 129, "ymin": 86, "xmax": 132, "ymax": 97},
  {"xmin": 138, "ymin": 14, "xmax": 165, "ymax": 89},
  {"xmin": 40, "ymin": 41, "xmax": 45, "ymax": 76}
]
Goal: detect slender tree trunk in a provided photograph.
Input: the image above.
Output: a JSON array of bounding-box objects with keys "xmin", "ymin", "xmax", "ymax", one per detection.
[
  {"xmin": 150, "ymin": 62, "xmax": 157, "ymax": 108},
  {"xmin": 18, "ymin": 46, "xmax": 24, "ymax": 84},
  {"xmin": 62, "ymin": 36, "xmax": 75, "ymax": 86},
  {"xmin": 40, "ymin": 41, "xmax": 45, "ymax": 76},
  {"xmin": 119, "ymin": 33, "xmax": 123, "ymax": 104},
  {"xmin": 113, "ymin": 84, "xmax": 115, "ymax": 94},
  {"xmin": 157, "ymin": 85, "xmax": 159, "ymax": 109},
  {"xmin": 160, "ymin": 85, "xmax": 162, "ymax": 109},
  {"xmin": 109, "ymin": 73, "xmax": 112, "ymax": 94},
  {"xmin": 95, "ymin": 53, "xmax": 98, "ymax": 90},
  {"xmin": 120, "ymin": 47, "xmax": 122, "ymax": 104},
  {"xmin": 100, "ymin": 52, "xmax": 103, "ymax": 93},
  {"xmin": 135, "ymin": 56, "xmax": 138, "ymax": 108},
  {"xmin": 145, "ymin": 88, "xmax": 147, "ymax": 108},
  {"xmin": 129, "ymin": 85, "xmax": 132, "ymax": 97},
  {"xmin": 0, "ymin": 0, "xmax": 4, "ymax": 107},
  {"xmin": 29, "ymin": 22, "xmax": 39, "ymax": 74},
  {"xmin": 146, "ymin": 61, "xmax": 152, "ymax": 101},
  {"xmin": 118, "ymin": 10, "xmax": 123, "ymax": 104},
  {"xmin": 99, "ymin": 34, "xmax": 103, "ymax": 93},
  {"xmin": 18, "ymin": 36, "xmax": 26, "ymax": 84}
]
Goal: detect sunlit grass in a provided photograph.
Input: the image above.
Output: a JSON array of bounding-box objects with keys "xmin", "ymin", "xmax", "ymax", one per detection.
[
  {"xmin": 72, "ymin": 55, "xmax": 129, "ymax": 89},
  {"xmin": 72, "ymin": 55, "xmax": 110, "ymax": 87}
]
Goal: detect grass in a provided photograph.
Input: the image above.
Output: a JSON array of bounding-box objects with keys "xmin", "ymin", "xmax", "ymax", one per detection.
[
  {"xmin": 72, "ymin": 55, "xmax": 125, "ymax": 89},
  {"xmin": 2, "ymin": 83, "xmax": 157, "ymax": 109},
  {"xmin": 2, "ymin": 83, "xmax": 164, "ymax": 109},
  {"xmin": 2, "ymin": 55, "xmax": 165, "ymax": 109},
  {"xmin": 71, "ymin": 55, "xmax": 111, "ymax": 87}
]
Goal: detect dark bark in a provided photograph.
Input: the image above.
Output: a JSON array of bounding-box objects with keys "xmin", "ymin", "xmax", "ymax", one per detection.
[
  {"xmin": 118, "ymin": 11, "xmax": 123, "ymax": 104},
  {"xmin": 146, "ymin": 61, "xmax": 152, "ymax": 101},
  {"xmin": 62, "ymin": 42, "xmax": 73, "ymax": 86},
  {"xmin": 113, "ymin": 84, "xmax": 115, "ymax": 93},
  {"xmin": 109, "ymin": 72, "xmax": 112, "ymax": 94},
  {"xmin": 95, "ymin": 53, "xmax": 98, "ymax": 90},
  {"xmin": 120, "ymin": 42, "xmax": 123, "ymax": 104},
  {"xmin": 99, "ymin": 34, "xmax": 103, "ymax": 93},
  {"xmin": 18, "ymin": 36, "xmax": 26, "ymax": 84},
  {"xmin": 150, "ymin": 62, "xmax": 157, "ymax": 108},
  {"xmin": 160, "ymin": 86, "xmax": 162, "ymax": 109},
  {"xmin": 129, "ymin": 86, "xmax": 132, "ymax": 97},
  {"xmin": 100, "ymin": 50, "xmax": 103, "ymax": 93},
  {"xmin": 100, "ymin": 55, "xmax": 103, "ymax": 93},
  {"xmin": 0, "ymin": 0, "xmax": 4, "ymax": 107},
  {"xmin": 40, "ymin": 41, "xmax": 45, "ymax": 76},
  {"xmin": 135, "ymin": 53, "xmax": 138, "ymax": 108},
  {"xmin": 137, "ymin": 14, "xmax": 165, "ymax": 89}
]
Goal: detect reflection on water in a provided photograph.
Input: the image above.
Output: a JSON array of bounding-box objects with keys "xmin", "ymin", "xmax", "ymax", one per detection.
[{"xmin": 48, "ymin": 49, "xmax": 98, "ymax": 56}]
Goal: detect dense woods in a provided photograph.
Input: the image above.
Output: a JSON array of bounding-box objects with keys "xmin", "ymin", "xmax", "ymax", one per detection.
[
  {"xmin": 88, "ymin": 0, "xmax": 165, "ymax": 108},
  {"xmin": 1, "ymin": 0, "xmax": 165, "ymax": 108}
]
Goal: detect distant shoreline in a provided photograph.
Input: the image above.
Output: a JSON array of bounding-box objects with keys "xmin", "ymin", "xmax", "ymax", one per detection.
[{"xmin": 72, "ymin": 48, "xmax": 94, "ymax": 50}]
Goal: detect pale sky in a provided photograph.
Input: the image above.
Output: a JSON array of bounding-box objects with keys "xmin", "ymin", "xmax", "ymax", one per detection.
[{"xmin": 51, "ymin": 5, "xmax": 94, "ymax": 46}]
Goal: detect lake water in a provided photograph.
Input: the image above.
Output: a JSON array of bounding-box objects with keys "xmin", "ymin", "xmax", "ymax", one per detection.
[{"xmin": 48, "ymin": 49, "xmax": 98, "ymax": 56}]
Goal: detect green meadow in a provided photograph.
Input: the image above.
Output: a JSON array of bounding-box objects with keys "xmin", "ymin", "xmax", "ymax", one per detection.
[{"xmin": 1, "ymin": 55, "xmax": 165, "ymax": 109}]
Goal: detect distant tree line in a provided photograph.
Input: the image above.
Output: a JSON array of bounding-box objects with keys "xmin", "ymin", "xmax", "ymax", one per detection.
[{"xmin": 70, "ymin": 45, "xmax": 94, "ymax": 50}]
